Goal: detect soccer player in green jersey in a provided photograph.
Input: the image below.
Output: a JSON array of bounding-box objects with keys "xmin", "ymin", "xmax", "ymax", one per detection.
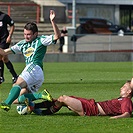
[{"xmin": 0, "ymin": 10, "xmax": 61, "ymax": 112}]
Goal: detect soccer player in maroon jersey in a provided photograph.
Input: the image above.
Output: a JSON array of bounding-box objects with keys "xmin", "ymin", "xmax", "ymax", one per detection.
[{"xmin": 26, "ymin": 80, "xmax": 133, "ymax": 119}]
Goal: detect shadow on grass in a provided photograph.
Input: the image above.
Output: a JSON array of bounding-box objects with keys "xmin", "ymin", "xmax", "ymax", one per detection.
[
  {"xmin": 54, "ymin": 112, "xmax": 78, "ymax": 116},
  {"xmin": 0, "ymin": 79, "xmax": 125, "ymax": 85},
  {"xmin": 30, "ymin": 112, "xmax": 77, "ymax": 117}
]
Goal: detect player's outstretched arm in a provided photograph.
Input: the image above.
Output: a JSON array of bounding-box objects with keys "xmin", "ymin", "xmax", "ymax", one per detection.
[
  {"xmin": 110, "ymin": 112, "xmax": 131, "ymax": 119},
  {"xmin": 0, "ymin": 48, "xmax": 12, "ymax": 56},
  {"xmin": 49, "ymin": 10, "xmax": 61, "ymax": 40}
]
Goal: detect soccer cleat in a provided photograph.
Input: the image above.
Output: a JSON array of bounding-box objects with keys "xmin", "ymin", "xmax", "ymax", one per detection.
[
  {"xmin": 12, "ymin": 76, "xmax": 18, "ymax": 84},
  {"xmin": 41, "ymin": 89, "xmax": 53, "ymax": 102},
  {"xmin": 0, "ymin": 77, "xmax": 5, "ymax": 84},
  {"xmin": 24, "ymin": 98, "xmax": 34, "ymax": 114},
  {"xmin": 0, "ymin": 102, "xmax": 11, "ymax": 112}
]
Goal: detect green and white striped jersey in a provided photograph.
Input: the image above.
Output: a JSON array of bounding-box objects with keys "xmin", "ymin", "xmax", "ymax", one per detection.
[{"xmin": 11, "ymin": 35, "xmax": 54, "ymax": 69}]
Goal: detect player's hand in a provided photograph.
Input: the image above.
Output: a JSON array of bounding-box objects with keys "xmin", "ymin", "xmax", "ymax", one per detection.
[{"xmin": 50, "ymin": 10, "xmax": 55, "ymax": 21}]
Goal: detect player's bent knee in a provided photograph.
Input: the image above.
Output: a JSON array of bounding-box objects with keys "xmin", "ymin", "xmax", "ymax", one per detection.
[
  {"xmin": 58, "ymin": 96, "xmax": 63, "ymax": 102},
  {"xmin": 58, "ymin": 95, "xmax": 67, "ymax": 102},
  {"xmin": 61, "ymin": 95, "xmax": 70, "ymax": 103}
]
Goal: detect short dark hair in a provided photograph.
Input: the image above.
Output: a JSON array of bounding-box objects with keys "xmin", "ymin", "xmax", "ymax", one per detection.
[
  {"xmin": 24, "ymin": 22, "xmax": 38, "ymax": 34},
  {"xmin": 126, "ymin": 80, "xmax": 133, "ymax": 97},
  {"xmin": 126, "ymin": 80, "xmax": 131, "ymax": 83}
]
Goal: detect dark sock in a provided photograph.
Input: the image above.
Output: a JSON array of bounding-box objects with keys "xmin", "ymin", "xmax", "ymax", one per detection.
[
  {"xmin": 0, "ymin": 60, "xmax": 4, "ymax": 77},
  {"xmin": 50, "ymin": 104, "xmax": 61, "ymax": 113},
  {"xmin": 41, "ymin": 109, "xmax": 54, "ymax": 115},
  {"xmin": 41, "ymin": 104, "xmax": 61, "ymax": 115},
  {"xmin": 34, "ymin": 101, "xmax": 54, "ymax": 109},
  {"xmin": 5, "ymin": 61, "xmax": 17, "ymax": 77}
]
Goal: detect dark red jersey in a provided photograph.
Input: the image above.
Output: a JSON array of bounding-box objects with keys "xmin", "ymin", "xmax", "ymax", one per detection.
[{"xmin": 98, "ymin": 97, "xmax": 133, "ymax": 116}]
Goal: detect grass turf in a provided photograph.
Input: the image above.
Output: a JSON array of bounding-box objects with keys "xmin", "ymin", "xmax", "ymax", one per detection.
[{"xmin": 0, "ymin": 62, "xmax": 133, "ymax": 133}]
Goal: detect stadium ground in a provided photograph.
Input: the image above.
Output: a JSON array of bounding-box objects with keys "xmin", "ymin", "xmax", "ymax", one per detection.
[{"xmin": 0, "ymin": 62, "xmax": 133, "ymax": 133}]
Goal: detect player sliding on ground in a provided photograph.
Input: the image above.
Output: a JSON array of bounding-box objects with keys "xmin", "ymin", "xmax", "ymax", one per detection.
[
  {"xmin": 0, "ymin": 10, "xmax": 61, "ymax": 112},
  {"xmin": 26, "ymin": 80, "xmax": 133, "ymax": 119}
]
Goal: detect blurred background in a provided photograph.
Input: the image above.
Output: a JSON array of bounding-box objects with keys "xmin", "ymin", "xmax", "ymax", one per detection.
[{"xmin": 0, "ymin": 0, "xmax": 133, "ymax": 62}]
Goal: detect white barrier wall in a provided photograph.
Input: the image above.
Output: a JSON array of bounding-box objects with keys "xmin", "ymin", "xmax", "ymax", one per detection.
[{"xmin": 9, "ymin": 52, "xmax": 132, "ymax": 62}]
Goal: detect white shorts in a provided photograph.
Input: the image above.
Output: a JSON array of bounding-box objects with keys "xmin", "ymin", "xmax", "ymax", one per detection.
[{"xmin": 19, "ymin": 63, "xmax": 44, "ymax": 93}]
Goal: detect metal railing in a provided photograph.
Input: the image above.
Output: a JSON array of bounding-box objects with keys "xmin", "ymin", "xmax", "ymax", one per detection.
[
  {"xmin": 64, "ymin": 33, "xmax": 133, "ymax": 53},
  {"xmin": 0, "ymin": 2, "xmax": 40, "ymax": 23}
]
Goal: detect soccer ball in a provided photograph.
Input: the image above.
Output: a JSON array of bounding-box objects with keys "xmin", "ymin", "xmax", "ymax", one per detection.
[{"xmin": 16, "ymin": 105, "xmax": 28, "ymax": 115}]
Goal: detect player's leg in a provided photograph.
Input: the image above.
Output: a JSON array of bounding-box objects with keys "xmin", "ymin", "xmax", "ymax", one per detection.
[
  {"xmin": 41, "ymin": 96, "xmax": 84, "ymax": 116},
  {"xmin": 1, "ymin": 85, "xmax": 21, "ymax": 111},
  {"xmin": 17, "ymin": 89, "xmax": 52, "ymax": 104},
  {"xmin": 0, "ymin": 41, "xmax": 6, "ymax": 84},
  {"xmin": 13, "ymin": 88, "xmax": 29, "ymax": 104},
  {"xmin": 3, "ymin": 55, "xmax": 18, "ymax": 84},
  {"xmin": 0, "ymin": 77, "xmax": 27, "ymax": 111},
  {"xmin": 58, "ymin": 95, "xmax": 84, "ymax": 116},
  {"xmin": 34, "ymin": 99, "xmax": 61, "ymax": 115},
  {"xmin": 25, "ymin": 100, "xmax": 56, "ymax": 115},
  {"xmin": 38, "ymin": 96, "xmax": 84, "ymax": 116},
  {"xmin": 17, "ymin": 64, "xmax": 52, "ymax": 103},
  {"xmin": 0, "ymin": 55, "xmax": 4, "ymax": 84}
]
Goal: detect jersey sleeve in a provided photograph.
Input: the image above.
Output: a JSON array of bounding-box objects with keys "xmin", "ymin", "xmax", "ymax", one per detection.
[
  {"xmin": 40, "ymin": 35, "xmax": 55, "ymax": 46},
  {"xmin": 10, "ymin": 41, "xmax": 24, "ymax": 54},
  {"xmin": 5, "ymin": 14, "xmax": 14, "ymax": 26},
  {"xmin": 10, "ymin": 45, "xmax": 21, "ymax": 54},
  {"xmin": 121, "ymin": 99, "xmax": 133, "ymax": 114}
]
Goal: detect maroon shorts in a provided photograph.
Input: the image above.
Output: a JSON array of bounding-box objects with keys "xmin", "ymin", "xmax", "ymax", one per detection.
[{"xmin": 70, "ymin": 96, "xmax": 99, "ymax": 116}]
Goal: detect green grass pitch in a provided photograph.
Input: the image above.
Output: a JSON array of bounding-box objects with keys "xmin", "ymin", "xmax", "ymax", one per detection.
[{"xmin": 0, "ymin": 62, "xmax": 133, "ymax": 133}]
